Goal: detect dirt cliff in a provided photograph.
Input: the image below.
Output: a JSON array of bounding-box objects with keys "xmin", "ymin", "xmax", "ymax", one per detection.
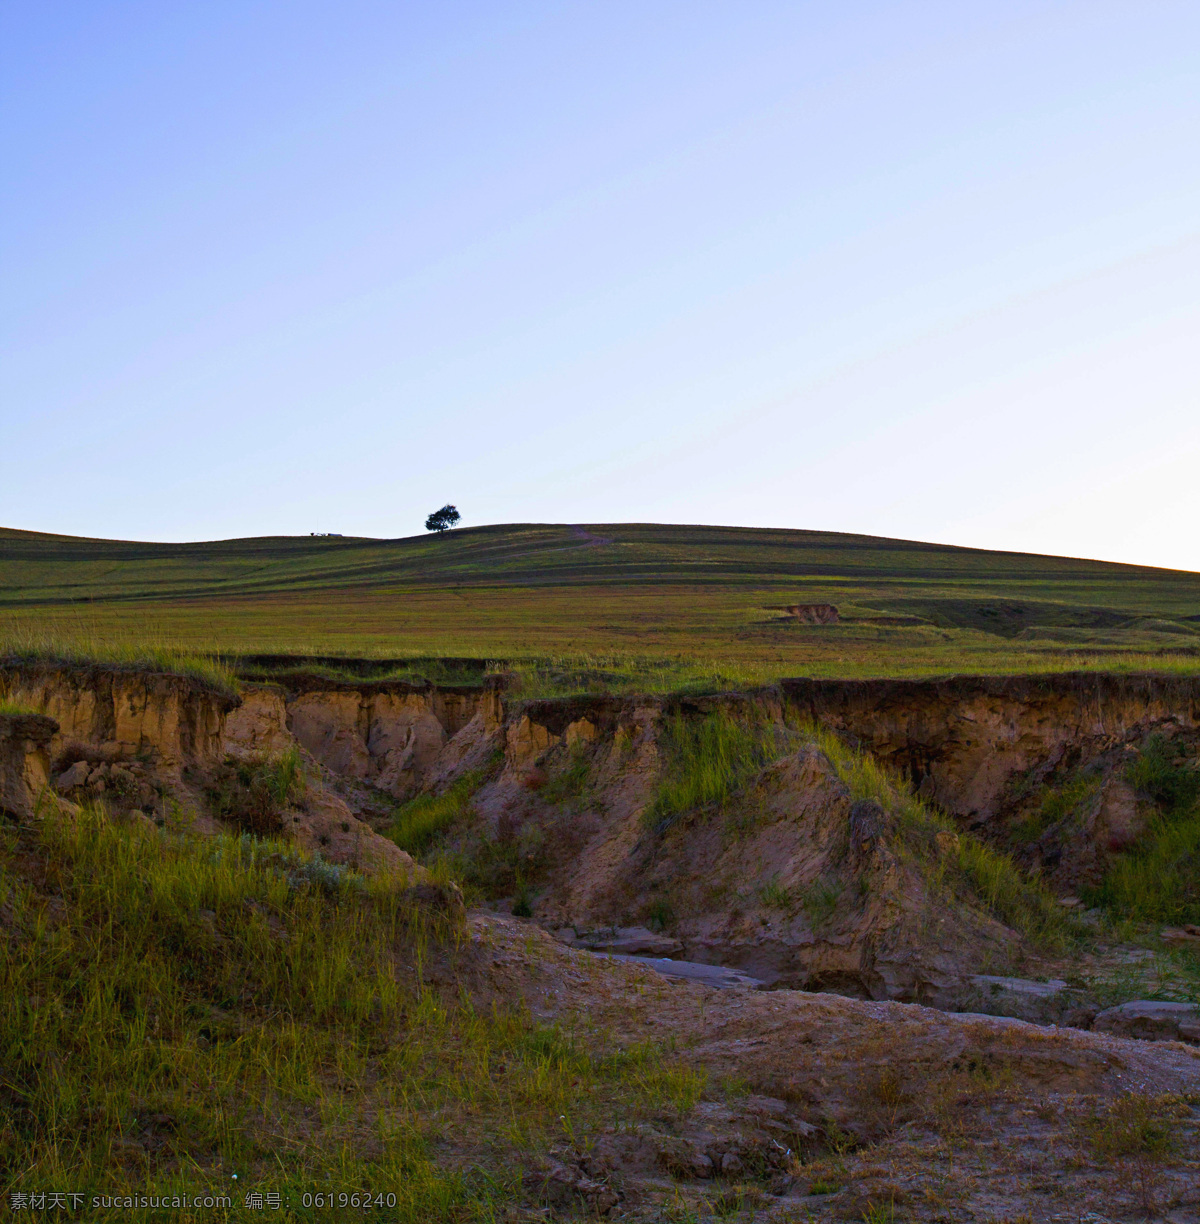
[
  {"xmin": 0, "ymin": 663, "xmax": 236, "ymax": 776},
  {"xmin": 7, "ymin": 664, "xmax": 1198, "ymax": 999},
  {"xmin": 0, "ymin": 665, "xmax": 422, "ymax": 879},
  {"xmin": 227, "ymin": 670, "xmax": 1200, "ymax": 827},
  {"xmin": 227, "ymin": 675, "xmax": 502, "ymax": 798},
  {"xmin": 780, "ymin": 672, "xmax": 1200, "ymax": 823},
  {"xmin": 0, "ymin": 710, "xmax": 57, "ymax": 820}
]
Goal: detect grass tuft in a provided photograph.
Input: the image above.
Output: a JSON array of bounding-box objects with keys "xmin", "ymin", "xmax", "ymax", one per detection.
[
  {"xmin": 386, "ymin": 771, "xmax": 484, "ymax": 858},
  {"xmin": 645, "ymin": 710, "xmax": 782, "ymax": 833},
  {"xmin": 797, "ymin": 715, "xmax": 1070, "ymax": 949}
]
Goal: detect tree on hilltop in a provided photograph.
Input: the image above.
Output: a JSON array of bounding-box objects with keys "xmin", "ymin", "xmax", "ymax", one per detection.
[{"xmin": 425, "ymin": 504, "xmax": 461, "ymax": 533}]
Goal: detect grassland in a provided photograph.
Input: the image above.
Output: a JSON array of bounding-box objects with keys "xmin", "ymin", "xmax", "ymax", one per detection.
[
  {"xmin": 2, "ymin": 521, "xmax": 1199, "ymax": 690},
  {"xmin": 0, "ymin": 808, "xmax": 700, "ymax": 1222}
]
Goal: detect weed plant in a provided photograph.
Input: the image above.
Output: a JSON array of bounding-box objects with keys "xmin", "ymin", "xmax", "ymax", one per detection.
[
  {"xmin": 206, "ymin": 748, "xmax": 307, "ymax": 837},
  {"xmin": 0, "ymin": 807, "xmax": 702, "ymax": 1221}
]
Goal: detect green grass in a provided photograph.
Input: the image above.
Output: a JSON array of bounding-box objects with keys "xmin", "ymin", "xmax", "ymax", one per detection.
[
  {"xmin": 0, "ymin": 622, "xmax": 238, "ymax": 699},
  {"xmin": 1086, "ymin": 738, "xmax": 1200, "ymax": 925},
  {"xmin": 3, "ymin": 521, "xmax": 1199, "ymax": 686},
  {"xmin": 0, "ymin": 807, "xmax": 702, "ymax": 1221},
  {"xmin": 386, "ymin": 771, "xmax": 484, "ymax": 857},
  {"xmin": 644, "ymin": 710, "xmax": 784, "ymax": 833},
  {"xmin": 1093, "ymin": 817, "xmax": 1200, "ymax": 926},
  {"xmin": 798, "ymin": 717, "xmax": 1070, "ymax": 949}
]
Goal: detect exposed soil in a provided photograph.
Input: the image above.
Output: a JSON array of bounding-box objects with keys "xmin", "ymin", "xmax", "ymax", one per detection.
[
  {"xmin": 445, "ymin": 913, "xmax": 1200, "ymax": 1221},
  {"xmin": 5, "ymin": 662, "xmax": 1200, "ymax": 1217}
]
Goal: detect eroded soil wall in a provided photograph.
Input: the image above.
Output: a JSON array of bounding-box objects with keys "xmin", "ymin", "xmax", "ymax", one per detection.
[
  {"xmin": 780, "ymin": 673, "xmax": 1200, "ymax": 823},
  {"xmin": 0, "ymin": 665, "xmax": 237, "ymax": 774}
]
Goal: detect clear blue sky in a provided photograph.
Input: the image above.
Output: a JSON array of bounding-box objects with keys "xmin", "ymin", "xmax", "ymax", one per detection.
[{"xmin": 4, "ymin": 2, "xmax": 1199, "ymax": 567}]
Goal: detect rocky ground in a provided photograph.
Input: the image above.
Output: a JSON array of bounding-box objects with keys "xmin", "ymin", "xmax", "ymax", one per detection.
[{"xmin": 448, "ymin": 914, "xmax": 1200, "ymax": 1222}]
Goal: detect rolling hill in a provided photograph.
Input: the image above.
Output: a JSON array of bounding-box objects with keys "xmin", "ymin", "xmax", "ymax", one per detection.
[{"xmin": 3, "ymin": 522, "xmax": 1199, "ymax": 687}]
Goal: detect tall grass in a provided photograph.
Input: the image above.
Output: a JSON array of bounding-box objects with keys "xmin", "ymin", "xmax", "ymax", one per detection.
[
  {"xmin": 797, "ymin": 716, "xmax": 1070, "ymax": 949},
  {"xmin": 645, "ymin": 710, "xmax": 784, "ymax": 833},
  {"xmin": 387, "ymin": 771, "xmax": 483, "ymax": 857},
  {"xmin": 1088, "ymin": 737, "xmax": 1200, "ymax": 924},
  {"xmin": 0, "ymin": 620, "xmax": 238, "ymax": 698},
  {"xmin": 0, "ymin": 809, "xmax": 699, "ymax": 1219}
]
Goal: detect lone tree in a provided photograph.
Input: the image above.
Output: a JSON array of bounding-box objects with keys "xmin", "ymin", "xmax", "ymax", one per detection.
[{"xmin": 424, "ymin": 504, "xmax": 461, "ymax": 533}]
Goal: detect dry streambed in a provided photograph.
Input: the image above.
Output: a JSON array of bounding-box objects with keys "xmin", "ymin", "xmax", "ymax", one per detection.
[{"xmin": 462, "ymin": 915, "xmax": 1200, "ymax": 1221}]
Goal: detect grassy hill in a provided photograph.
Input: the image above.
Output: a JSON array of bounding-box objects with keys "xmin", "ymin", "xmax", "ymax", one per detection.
[{"xmin": 3, "ymin": 522, "xmax": 1199, "ymax": 690}]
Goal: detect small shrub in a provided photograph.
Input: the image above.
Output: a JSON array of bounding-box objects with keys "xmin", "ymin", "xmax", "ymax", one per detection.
[
  {"xmin": 757, "ymin": 879, "xmax": 792, "ymax": 910},
  {"xmin": 1013, "ymin": 774, "xmax": 1099, "ymax": 844},
  {"xmin": 645, "ymin": 896, "xmax": 675, "ymax": 931},
  {"xmin": 284, "ymin": 851, "xmax": 360, "ymax": 897},
  {"xmin": 1126, "ymin": 736, "xmax": 1200, "ymax": 817},
  {"xmin": 206, "ymin": 747, "xmax": 306, "ymax": 837},
  {"xmin": 1084, "ymin": 1092, "xmax": 1183, "ymax": 1159},
  {"xmin": 538, "ymin": 752, "xmax": 592, "ymax": 805},
  {"xmin": 511, "ymin": 883, "xmax": 533, "ymax": 918},
  {"xmin": 797, "ymin": 879, "xmax": 842, "ymax": 928}
]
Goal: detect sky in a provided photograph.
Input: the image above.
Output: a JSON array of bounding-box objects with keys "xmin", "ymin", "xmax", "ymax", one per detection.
[{"xmin": 3, "ymin": 2, "xmax": 1200, "ymax": 568}]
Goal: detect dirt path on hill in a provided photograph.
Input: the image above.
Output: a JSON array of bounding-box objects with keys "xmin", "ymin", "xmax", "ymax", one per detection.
[{"xmin": 569, "ymin": 524, "xmax": 615, "ymax": 547}]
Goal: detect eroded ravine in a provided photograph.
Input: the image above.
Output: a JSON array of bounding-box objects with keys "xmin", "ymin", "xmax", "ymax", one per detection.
[{"xmin": 6, "ymin": 663, "xmax": 1198, "ymax": 1022}]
